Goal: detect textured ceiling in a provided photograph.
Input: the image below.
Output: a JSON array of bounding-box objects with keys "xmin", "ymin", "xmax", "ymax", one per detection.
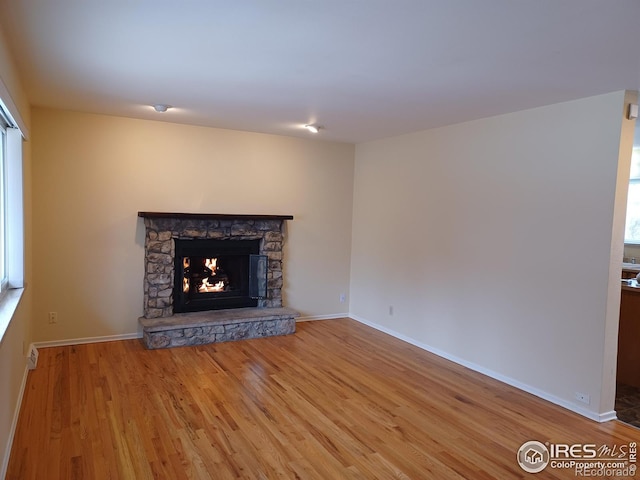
[{"xmin": 0, "ymin": 0, "xmax": 639, "ymax": 143}]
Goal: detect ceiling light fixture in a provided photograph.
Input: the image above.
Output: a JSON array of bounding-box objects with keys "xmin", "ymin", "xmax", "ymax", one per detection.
[
  {"xmin": 304, "ymin": 124, "xmax": 320, "ymax": 133},
  {"xmin": 153, "ymin": 104, "xmax": 171, "ymax": 113}
]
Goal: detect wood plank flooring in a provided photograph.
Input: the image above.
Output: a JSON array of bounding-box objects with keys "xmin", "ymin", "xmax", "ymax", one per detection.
[{"xmin": 6, "ymin": 318, "xmax": 640, "ymax": 479}]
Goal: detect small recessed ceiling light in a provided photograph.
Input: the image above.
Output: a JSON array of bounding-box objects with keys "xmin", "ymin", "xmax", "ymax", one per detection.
[
  {"xmin": 153, "ymin": 104, "xmax": 172, "ymax": 113},
  {"xmin": 304, "ymin": 124, "xmax": 320, "ymax": 133}
]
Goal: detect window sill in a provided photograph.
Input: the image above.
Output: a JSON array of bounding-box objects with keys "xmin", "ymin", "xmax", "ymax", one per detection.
[{"xmin": 0, "ymin": 288, "xmax": 25, "ymax": 345}]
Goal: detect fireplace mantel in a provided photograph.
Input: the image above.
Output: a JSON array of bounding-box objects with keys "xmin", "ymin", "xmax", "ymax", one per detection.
[{"xmin": 138, "ymin": 212, "xmax": 294, "ymax": 221}]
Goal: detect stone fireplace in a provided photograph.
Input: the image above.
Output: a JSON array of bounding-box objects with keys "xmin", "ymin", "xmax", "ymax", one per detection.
[{"xmin": 138, "ymin": 212, "xmax": 298, "ymax": 349}]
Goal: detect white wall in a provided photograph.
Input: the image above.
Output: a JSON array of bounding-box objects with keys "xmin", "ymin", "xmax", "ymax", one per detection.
[
  {"xmin": 0, "ymin": 24, "xmax": 32, "ymax": 478},
  {"xmin": 30, "ymin": 108, "xmax": 354, "ymax": 342},
  {"xmin": 350, "ymin": 90, "xmax": 636, "ymax": 419}
]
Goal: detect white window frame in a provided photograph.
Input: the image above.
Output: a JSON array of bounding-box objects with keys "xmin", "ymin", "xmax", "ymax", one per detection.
[
  {"xmin": 0, "ymin": 98, "xmax": 24, "ymax": 344},
  {"xmin": 0, "ymin": 120, "xmax": 6, "ymax": 293},
  {"xmin": 624, "ymin": 148, "xmax": 640, "ymax": 245}
]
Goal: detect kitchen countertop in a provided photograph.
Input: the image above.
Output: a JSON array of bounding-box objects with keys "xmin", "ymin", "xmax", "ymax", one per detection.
[
  {"xmin": 622, "ymin": 262, "xmax": 640, "ymax": 273},
  {"xmin": 622, "ymin": 278, "xmax": 640, "ymax": 292},
  {"xmin": 622, "ymin": 263, "xmax": 640, "ymax": 292}
]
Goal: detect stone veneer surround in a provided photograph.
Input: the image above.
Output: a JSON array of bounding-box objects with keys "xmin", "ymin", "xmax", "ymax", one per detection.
[{"xmin": 139, "ymin": 212, "xmax": 293, "ymax": 319}]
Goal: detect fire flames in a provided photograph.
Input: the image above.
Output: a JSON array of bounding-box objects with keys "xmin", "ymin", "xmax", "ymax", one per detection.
[
  {"xmin": 205, "ymin": 258, "xmax": 217, "ymax": 271},
  {"xmin": 183, "ymin": 258, "xmax": 191, "ymax": 292},
  {"xmin": 182, "ymin": 256, "xmax": 228, "ymax": 294},
  {"xmin": 199, "ymin": 278, "xmax": 226, "ymax": 293},
  {"xmin": 198, "ymin": 258, "xmax": 226, "ymax": 293}
]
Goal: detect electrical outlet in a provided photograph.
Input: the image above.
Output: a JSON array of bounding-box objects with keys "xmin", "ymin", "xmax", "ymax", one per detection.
[
  {"xmin": 575, "ymin": 392, "xmax": 590, "ymax": 405},
  {"xmin": 339, "ymin": 293, "xmax": 346, "ymax": 303},
  {"xmin": 48, "ymin": 312, "xmax": 58, "ymax": 324},
  {"xmin": 27, "ymin": 344, "xmax": 38, "ymax": 370}
]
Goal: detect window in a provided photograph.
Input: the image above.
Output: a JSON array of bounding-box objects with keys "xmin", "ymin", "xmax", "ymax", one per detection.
[
  {"xmin": 625, "ymin": 148, "xmax": 640, "ymax": 244},
  {"xmin": 0, "ymin": 98, "xmax": 24, "ymax": 342},
  {"xmin": 0, "ymin": 114, "xmax": 7, "ymax": 293}
]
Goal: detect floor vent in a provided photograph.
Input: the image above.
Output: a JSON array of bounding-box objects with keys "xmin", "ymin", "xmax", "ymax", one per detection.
[{"xmin": 27, "ymin": 344, "xmax": 38, "ymax": 370}]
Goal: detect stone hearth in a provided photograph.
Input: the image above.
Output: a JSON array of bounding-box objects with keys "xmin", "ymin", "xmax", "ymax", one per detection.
[
  {"xmin": 138, "ymin": 212, "xmax": 297, "ymax": 349},
  {"xmin": 140, "ymin": 307, "xmax": 298, "ymax": 349}
]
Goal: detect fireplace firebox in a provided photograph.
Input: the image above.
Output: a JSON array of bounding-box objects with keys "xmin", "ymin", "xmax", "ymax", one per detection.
[{"xmin": 173, "ymin": 239, "xmax": 267, "ymax": 313}]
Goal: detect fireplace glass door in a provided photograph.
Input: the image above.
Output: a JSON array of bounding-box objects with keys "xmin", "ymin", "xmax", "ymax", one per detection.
[{"xmin": 173, "ymin": 239, "xmax": 265, "ymax": 313}]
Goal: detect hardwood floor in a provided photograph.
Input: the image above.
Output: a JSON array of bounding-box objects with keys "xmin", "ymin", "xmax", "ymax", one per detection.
[{"xmin": 7, "ymin": 318, "xmax": 640, "ymax": 479}]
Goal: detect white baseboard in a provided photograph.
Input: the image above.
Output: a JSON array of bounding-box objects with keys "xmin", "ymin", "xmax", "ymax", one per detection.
[
  {"xmin": 350, "ymin": 314, "xmax": 611, "ymax": 423},
  {"xmin": 1, "ymin": 363, "xmax": 29, "ymax": 480},
  {"xmin": 30, "ymin": 317, "xmax": 346, "ymax": 348},
  {"xmin": 598, "ymin": 410, "xmax": 618, "ymax": 423},
  {"xmin": 296, "ymin": 313, "xmax": 349, "ymax": 322},
  {"xmin": 33, "ymin": 332, "xmax": 142, "ymax": 349}
]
